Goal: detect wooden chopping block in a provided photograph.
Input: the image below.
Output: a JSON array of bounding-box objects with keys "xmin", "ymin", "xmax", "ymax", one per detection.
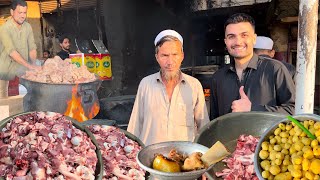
[{"xmin": 0, "ymin": 95, "xmax": 24, "ymax": 120}]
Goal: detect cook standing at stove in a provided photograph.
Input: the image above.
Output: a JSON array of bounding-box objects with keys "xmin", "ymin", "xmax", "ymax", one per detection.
[
  {"xmin": 127, "ymin": 29, "xmax": 210, "ymax": 146},
  {"xmin": 0, "ymin": 0, "xmax": 40, "ymax": 97},
  {"xmin": 210, "ymin": 13, "xmax": 295, "ymax": 119}
]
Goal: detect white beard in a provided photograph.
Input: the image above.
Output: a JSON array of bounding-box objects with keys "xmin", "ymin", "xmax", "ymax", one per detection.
[{"xmin": 161, "ymin": 69, "xmax": 181, "ymax": 82}]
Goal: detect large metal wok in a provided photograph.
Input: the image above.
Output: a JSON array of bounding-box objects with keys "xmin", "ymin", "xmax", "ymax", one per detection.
[
  {"xmin": 194, "ymin": 112, "xmax": 286, "ymax": 180},
  {"xmin": 0, "ymin": 111, "xmax": 103, "ymax": 180}
]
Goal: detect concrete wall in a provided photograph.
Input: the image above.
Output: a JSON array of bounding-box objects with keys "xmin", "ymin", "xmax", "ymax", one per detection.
[
  {"xmin": 100, "ymin": 0, "xmax": 192, "ymax": 97},
  {"xmin": 270, "ymin": 24, "xmax": 289, "ymax": 62},
  {"xmin": 41, "ymin": 9, "xmax": 99, "ymax": 57},
  {"xmin": 38, "ymin": 0, "xmax": 192, "ymax": 98}
]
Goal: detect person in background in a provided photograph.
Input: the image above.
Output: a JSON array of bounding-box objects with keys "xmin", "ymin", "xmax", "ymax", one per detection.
[
  {"xmin": 56, "ymin": 35, "xmax": 74, "ymax": 60},
  {"xmin": 127, "ymin": 29, "xmax": 209, "ymax": 146},
  {"xmin": 35, "ymin": 50, "xmax": 51, "ymax": 66},
  {"xmin": 0, "ymin": 0, "xmax": 40, "ymax": 97},
  {"xmin": 254, "ymin": 36, "xmax": 296, "ymax": 80},
  {"xmin": 43, "ymin": 50, "xmax": 51, "ymax": 59},
  {"xmin": 210, "ymin": 13, "xmax": 295, "ymax": 119}
]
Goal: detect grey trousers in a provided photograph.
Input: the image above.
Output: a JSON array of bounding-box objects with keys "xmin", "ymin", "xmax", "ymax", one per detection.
[{"xmin": 0, "ymin": 80, "xmax": 9, "ymax": 98}]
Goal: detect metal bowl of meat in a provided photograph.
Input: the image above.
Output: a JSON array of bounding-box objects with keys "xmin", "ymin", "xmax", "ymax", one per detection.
[
  {"xmin": 136, "ymin": 141, "xmax": 214, "ymax": 180},
  {"xmin": 194, "ymin": 112, "xmax": 286, "ymax": 179},
  {"xmin": 82, "ymin": 119, "xmax": 146, "ymax": 179},
  {"xmin": 0, "ymin": 111, "xmax": 103, "ymax": 180},
  {"xmin": 254, "ymin": 114, "xmax": 320, "ymax": 180}
]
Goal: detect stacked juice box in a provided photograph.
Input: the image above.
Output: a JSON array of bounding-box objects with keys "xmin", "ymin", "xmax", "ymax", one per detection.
[
  {"xmin": 95, "ymin": 54, "xmax": 112, "ymax": 80},
  {"xmin": 69, "ymin": 53, "xmax": 84, "ymax": 68},
  {"xmin": 69, "ymin": 53, "xmax": 112, "ymax": 80}
]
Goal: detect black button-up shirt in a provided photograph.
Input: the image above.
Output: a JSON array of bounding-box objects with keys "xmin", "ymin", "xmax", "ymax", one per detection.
[
  {"xmin": 210, "ymin": 53, "xmax": 295, "ymax": 119},
  {"xmin": 57, "ymin": 50, "xmax": 72, "ymax": 60}
]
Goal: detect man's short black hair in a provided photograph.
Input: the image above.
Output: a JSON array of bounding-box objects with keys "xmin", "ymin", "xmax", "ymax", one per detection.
[
  {"xmin": 224, "ymin": 13, "xmax": 255, "ymax": 32},
  {"xmin": 11, "ymin": 0, "xmax": 27, "ymax": 10},
  {"xmin": 58, "ymin": 35, "xmax": 70, "ymax": 44},
  {"xmin": 43, "ymin": 50, "xmax": 50, "ymax": 54}
]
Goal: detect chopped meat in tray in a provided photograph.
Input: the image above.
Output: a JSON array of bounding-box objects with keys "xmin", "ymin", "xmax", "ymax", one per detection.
[
  {"xmin": 216, "ymin": 134, "xmax": 259, "ymax": 180},
  {"xmin": 88, "ymin": 125, "xmax": 145, "ymax": 180},
  {"xmin": 0, "ymin": 112, "xmax": 98, "ymax": 180}
]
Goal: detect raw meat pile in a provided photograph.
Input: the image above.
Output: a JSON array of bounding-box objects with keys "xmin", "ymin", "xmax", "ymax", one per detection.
[
  {"xmin": 22, "ymin": 56, "xmax": 96, "ymax": 84},
  {"xmin": 0, "ymin": 112, "xmax": 98, "ymax": 180},
  {"xmin": 216, "ymin": 134, "xmax": 259, "ymax": 180},
  {"xmin": 87, "ymin": 125, "xmax": 145, "ymax": 180}
]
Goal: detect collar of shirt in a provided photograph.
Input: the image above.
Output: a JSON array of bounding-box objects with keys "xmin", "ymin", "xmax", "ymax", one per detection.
[
  {"xmin": 155, "ymin": 71, "xmax": 186, "ymax": 84},
  {"xmin": 229, "ymin": 53, "xmax": 259, "ymax": 72},
  {"xmin": 8, "ymin": 18, "xmax": 26, "ymax": 30}
]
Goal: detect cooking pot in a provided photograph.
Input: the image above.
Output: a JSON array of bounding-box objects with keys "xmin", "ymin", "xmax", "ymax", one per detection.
[{"xmin": 19, "ymin": 77, "xmax": 101, "ymax": 121}]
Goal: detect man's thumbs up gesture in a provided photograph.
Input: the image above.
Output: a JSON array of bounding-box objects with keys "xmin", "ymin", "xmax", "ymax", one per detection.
[{"xmin": 231, "ymin": 86, "xmax": 252, "ymax": 112}]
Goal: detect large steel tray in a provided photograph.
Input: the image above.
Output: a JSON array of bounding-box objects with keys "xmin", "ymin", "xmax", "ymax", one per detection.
[
  {"xmin": 194, "ymin": 112, "xmax": 286, "ymax": 180},
  {"xmin": 0, "ymin": 111, "xmax": 103, "ymax": 180}
]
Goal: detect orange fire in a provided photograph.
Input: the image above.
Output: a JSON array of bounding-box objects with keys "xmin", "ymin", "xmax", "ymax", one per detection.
[
  {"xmin": 64, "ymin": 84, "xmax": 100, "ymax": 122},
  {"xmin": 89, "ymin": 102, "xmax": 100, "ymax": 119}
]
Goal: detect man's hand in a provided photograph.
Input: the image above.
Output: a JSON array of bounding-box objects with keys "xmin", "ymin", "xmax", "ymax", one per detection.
[
  {"xmin": 231, "ymin": 86, "xmax": 251, "ymax": 112},
  {"xmin": 28, "ymin": 65, "xmax": 42, "ymax": 71}
]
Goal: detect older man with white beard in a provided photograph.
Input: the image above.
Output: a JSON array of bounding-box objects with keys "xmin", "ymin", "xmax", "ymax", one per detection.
[{"xmin": 127, "ymin": 29, "xmax": 209, "ymax": 146}]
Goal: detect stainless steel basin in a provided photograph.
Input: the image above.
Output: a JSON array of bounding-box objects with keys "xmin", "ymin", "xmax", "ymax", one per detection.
[
  {"xmin": 194, "ymin": 112, "xmax": 286, "ymax": 179},
  {"xmin": 254, "ymin": 114, "xmax": 320, "ymax": 180},
  {"xmin": 136, "ymin": 141, "xmax": 214, "ymax": 180}
]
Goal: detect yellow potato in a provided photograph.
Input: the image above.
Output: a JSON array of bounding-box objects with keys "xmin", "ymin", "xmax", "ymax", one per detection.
[
  {"xmin": 269, "ymin": 165, "xmax": 281, "ymax": 175},
  {"xmin": 290, "ymin": 169, "xmax": 302, "ymax": 178},
  {"xmin": 274, "ymin": 172, "xmax": 292, "ymax": 180},
  {"xmin": 304, "ymin": 170, "xmax": 315, "ymax": 179},
  {"xmin": 152, "ymin": 154, "xmax": 181, "ymax": 172},
  {"xmin": 310, "ymin": 159, "xmax": 320, "ymax": 175},
  {"xmin": 262, "ymin": 170, "xmax": 270, "ymax": 178},
  {"xmin": 259, "ymin": 150, "xmax": 269, "ymax": 160},
  {"xmin": 302, "ymin": 158, "xmax": 311, "ymax": 171}
]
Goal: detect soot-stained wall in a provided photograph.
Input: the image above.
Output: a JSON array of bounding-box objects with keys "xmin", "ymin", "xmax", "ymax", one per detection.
[{"xmin": 100, "ymin": 0, "xmax": 192, "ymax": 97}]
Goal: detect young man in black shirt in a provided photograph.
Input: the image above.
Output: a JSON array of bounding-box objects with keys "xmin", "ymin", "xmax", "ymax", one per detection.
[
  {"xmin": 210, "ymin": 13, "xmax": 295, "ymax": 119},
  {"xmin": 56, "ymin": 35, "xmax": 74, "ymax": 60}
]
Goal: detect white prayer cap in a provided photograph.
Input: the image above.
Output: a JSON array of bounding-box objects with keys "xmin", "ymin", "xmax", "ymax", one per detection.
[
  {"xmin": 154, "ymin": 29, "xmax": 183, "ymax": 46},
  {"xmin": 254, "ymin": 36, "xmax": 274, "ymax": 50}
]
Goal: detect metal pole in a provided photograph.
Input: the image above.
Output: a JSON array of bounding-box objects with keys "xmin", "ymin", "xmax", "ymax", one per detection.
[{"xmin": 295, "ymin": 0, "xmax": 318, "ymax": 114}]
